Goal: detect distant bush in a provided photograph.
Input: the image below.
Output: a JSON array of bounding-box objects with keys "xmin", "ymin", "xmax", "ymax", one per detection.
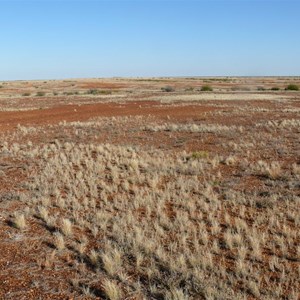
[
  {"xmin": 99, "ymin": 90, "xmax": 112, "ymax": 95},
  {"xmin": 86, "ymin": 89, "xmax": 99, "ymax": 95},
  {"xmin": 201, "ymin": 85, "xmax": 213, "ymax": 92},
  {"xmin": 0, "ymin": 85, "xmax": 3, "ymax": 88},
  {"xmin": 53, "ymin": 92, "xmax": 58, "ymax": 96},
  {"xmin": 36, "ymin": 91, "xmax": 45, "ymax": 97},
  {"xmin": 63, "ymin": 91, "xmax": 80, "ymax": 95},
  {"xmin": 257, "ymin": 86, "xmax": 265, "ymax": 91},
  {"xmin": 285, "ymin": 84, "xmax": 299, "ymax": 91},
  {"xmin": 185, "ymin": 87, "xmax": 194, "ymax": 92},
  {"xmin": 22, "ymin": 92, "xmax": 31, "ymax": 96},
  {"xmin": 161, "ymin": 86, "xmax": 175, "ymax": 92},
  {"xmin": 86, "ymin": 89, "xmax": 111, "ymax": 95},
  {"xmin": 270, "ymin": 87, "xmax": 280, "ymax": 91}
]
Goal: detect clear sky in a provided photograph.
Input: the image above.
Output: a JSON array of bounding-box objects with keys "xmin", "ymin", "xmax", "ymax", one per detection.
[{"xmin": 1, "ymin": 0, "xmax": 299, "ymax": 80}]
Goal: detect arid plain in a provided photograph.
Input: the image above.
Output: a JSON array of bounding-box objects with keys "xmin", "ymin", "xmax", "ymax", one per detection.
[{"xmin": 0, "ymin": 77, "xmax": 299, "ymax": 299}]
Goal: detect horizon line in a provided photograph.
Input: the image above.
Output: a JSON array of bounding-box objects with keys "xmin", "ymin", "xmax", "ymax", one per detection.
[{"xmin": 1, "ymin": 75, "xmax": 300, "ymax": 82}]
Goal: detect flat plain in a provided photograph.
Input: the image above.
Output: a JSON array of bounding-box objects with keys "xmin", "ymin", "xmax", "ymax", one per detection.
[{"xmin": 0, "ymin": 77, "xmax": 299, "ymax": 299}]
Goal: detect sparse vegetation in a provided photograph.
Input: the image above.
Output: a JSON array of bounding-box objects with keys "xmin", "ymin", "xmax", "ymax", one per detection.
[{"xmin": 86, "ymin": 89, "xmax": 111, "ymax": 95}]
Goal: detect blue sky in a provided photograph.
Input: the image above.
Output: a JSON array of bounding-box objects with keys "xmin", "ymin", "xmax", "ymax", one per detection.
[{"xmin": 1, "ymin": 0, "xmax": 299, "ymax": 80}]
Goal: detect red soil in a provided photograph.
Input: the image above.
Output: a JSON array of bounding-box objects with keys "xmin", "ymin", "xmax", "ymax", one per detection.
[{"xmin": 0, "ymin": 101, "xmax": 217, "ymax": 132}]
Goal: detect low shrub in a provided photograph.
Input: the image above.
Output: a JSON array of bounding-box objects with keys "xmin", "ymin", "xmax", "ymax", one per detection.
[
  {"xmin": 22, "ymin": 92, "xmax": 31, "ymax": 96},
  {"xmin": 161, "ymin": 86, "xmax": 175, "ymax": 92},
  {"xmin": 36, "ymin": 91, "xmax": 45, "ymax": 97},
  {"xmin": 201, "ymin": 85, "xmax": 213, "ymax": 91},
  {"xmin": 285, "ymin": 84, "xmax": 299, "ymax": 91},
  {"xmin": 270, "ymin": 87, "xmax": 280, "ymax": 91}
]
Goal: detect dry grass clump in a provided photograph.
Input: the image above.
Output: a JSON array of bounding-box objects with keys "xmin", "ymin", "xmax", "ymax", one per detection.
[
  {"xmin": 12, "ymin": 212, "xmax": 26, "ymax": 230},
  {"xmin": 101, "ymin": 248, "xmax": 122, "ymax": 276},
  {"xmin": 53, "ymin": 232, "xmax": 65, "ymax": 250},
  {"xmin": 256, "ymin": 160, "xmax": 283, "ymax": 179},
  {"xmin": 61, "ymin": 218, "xmax": 73, "ymax": 236},
  {"xmin": 102, "ymin": 279, "xmax": 123, "ymax": 300},
  {"xmin": 37, "ymin": 206, "xmax": 49, "ymax": 222}
]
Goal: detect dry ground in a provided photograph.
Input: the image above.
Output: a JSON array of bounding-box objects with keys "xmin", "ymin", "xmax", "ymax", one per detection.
[{"xmin": 0, "ymin": 77, "xmax": 299, "ymax": 299}]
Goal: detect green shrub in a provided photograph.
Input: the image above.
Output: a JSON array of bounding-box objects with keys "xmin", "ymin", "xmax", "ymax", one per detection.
[
  {"xmin": 285, "ymin": 84, "xmax": 299, "ymax": 91},
  {"xmin": 271, "ymin": 87, "xmax": 280, "ymax": 91},
  {"xmin": 161, "ymin": 86, "xmax": 175, "ymax": 92},
  {"xmin": 201, "ymin": 85, "xmax": 213, "ymax": 92},
  {"xmin": 36, "ymin": 91, "xmax": 45, "ymax": 97},
  {"xmin": 22, "ymin": 92, "xmax": 31, "ymax": 96}
]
